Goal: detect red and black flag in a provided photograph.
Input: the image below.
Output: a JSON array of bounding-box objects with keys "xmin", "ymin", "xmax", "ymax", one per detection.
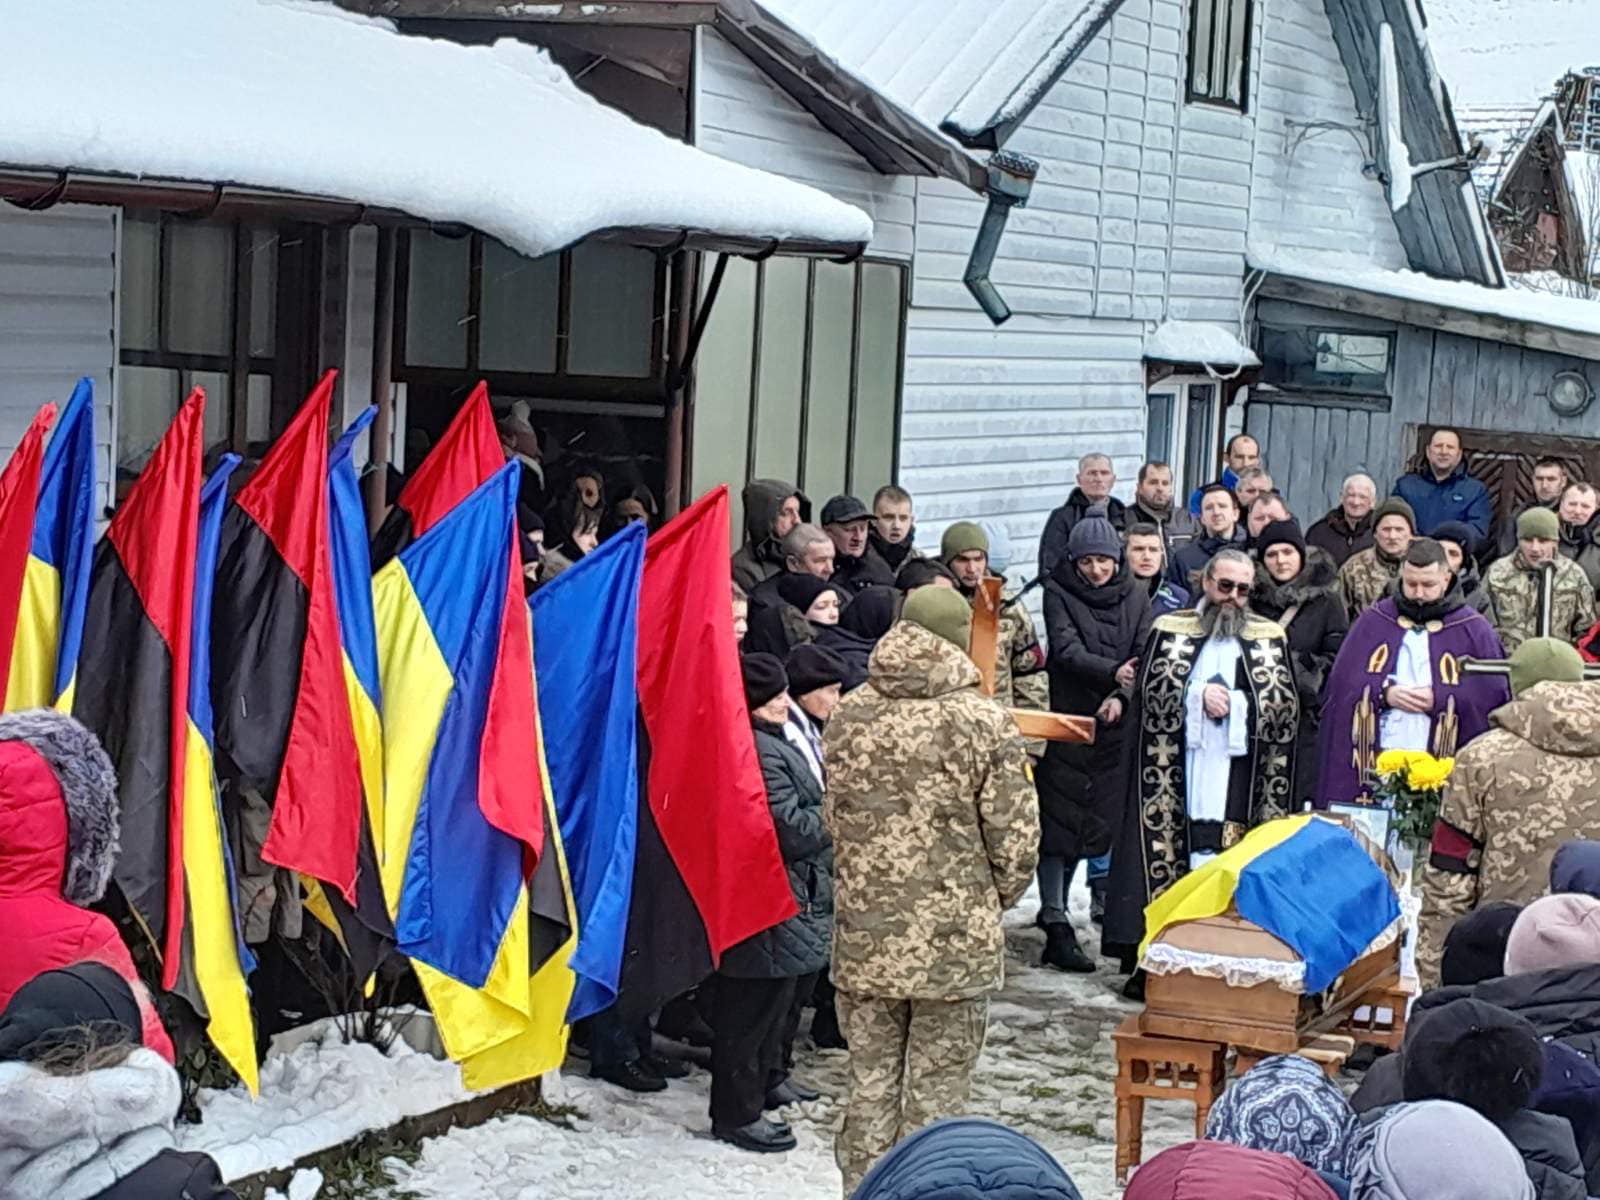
[
  {"xmin": 369, "ymin": 380, "xmax": 502, "ymax": 568},
  {"xmin": 73, "ymin": 390, "xmax": 207, "ymax": 985},
  {"xmin": 210, "ymin": 372, "xmax": 365, "ymax": 907}
]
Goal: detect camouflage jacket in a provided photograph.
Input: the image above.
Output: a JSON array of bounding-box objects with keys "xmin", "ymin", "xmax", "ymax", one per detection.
[
  {"xmin": 1338, "ymin": 547, "xmax": 1401, "ymax": 622},
  {"xmin": 822, "ymin": 620, "xmax": 1039, "ymax": 1000},
  {"xmin": 1484, "ymin": 552, "xmax": 1599, "ymax": 652},
  {"xmin": 1416, "ymin": 679, "xmax": 1600, "ymax": 987}
]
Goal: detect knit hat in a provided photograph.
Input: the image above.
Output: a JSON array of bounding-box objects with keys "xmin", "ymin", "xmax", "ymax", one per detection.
[
  {"xmin": 1431, "ymin": 521, "xmax": 1476, "ymax": 555},
  {"xmin": 1066, "ymin": 503, "xmax": 1123, "ymax": 563},
  {"xmin": 897, "ymin": 558, "xmax": 960, "ymax": 593},
  {"xmin": 0, "ymin": 964, "xmax": 143, "ymax": 1062},
  {"xmin": 1517, "ymin": 506, "xmax": 1560, "ymax": 541},
  {"xmin": 902, "ymin": 586, "xmax": 973, "ymax": 650},
  {"xmin": 940, "ymin": 521, "xmax": 989, "ymax": 565},
  {"xmin": 741, "ymin": 653, "xmax": 789, "ymax": 712},
  {"xmin": 820, "ymin": 494, "xmax": 871, "ymax": 527},
  {"xmin": 776, "ymin": 573, "xmax": 834, "ymax": 615},
  {"xmin": 1507, "ymin": 637, "xmax": 1585, "ymax": 696},
  {"xmin": 785, "ymin": 644, "xmax": 847, "ymax": 697},
  {"xmin": 1348, "ymin": 1101, "xmax": 1534, "ymax": 1200},
  {"xmin": 1374, "ymin": 497, "xmax": 1416, "ymax": 532},
  {"xmin": 1440, "ymin": 901, "xmax": 1522, "ymax": 986},
  {"xmin": 1205, "ymin": 1053, "xmax": 1358, "ymax": 1176},
  {"xmin": 1257, "ymin": 519, "xmax": 1306, "ymax": 560},
  {"xmin": 1505, "ymin": 892, "xmax": 1600, "ymax": 975},
  {"xmin": 838, "ymin": 585, "xmax": 899, "ymax": 639},
  {"xmin": 1551, "ymin": 840, "xmax": 1600, "ymax": 899},
  {"xmin": 1400, "ymin": 998, "xmax": 1544, "ymax": 1121}
]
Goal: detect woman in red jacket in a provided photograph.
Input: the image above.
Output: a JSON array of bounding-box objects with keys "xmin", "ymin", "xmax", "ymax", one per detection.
[{"xmin": 0, "ymin": 710, "xmax": 172, "ymax": 1061}]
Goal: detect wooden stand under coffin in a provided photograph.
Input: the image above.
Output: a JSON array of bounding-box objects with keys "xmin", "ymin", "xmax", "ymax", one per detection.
[{"xmin": 1139, "ymin": 910, "xmax": 1401, "ymax": 1054}]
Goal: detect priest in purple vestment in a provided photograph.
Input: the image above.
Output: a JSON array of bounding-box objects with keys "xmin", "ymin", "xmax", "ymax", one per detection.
[{"xmin": 1316, "ymin": 537, "xmax": 1510, "ymax": 808}]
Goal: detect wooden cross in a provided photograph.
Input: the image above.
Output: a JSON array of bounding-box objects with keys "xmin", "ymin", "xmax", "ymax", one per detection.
[
  {"xmin": 1460, "ymin": 560, "xmax": 1600, "ymax": 681},
  {"xmin": 969, "ymin": 576, "xmax": 1096, "ymax": 744}
]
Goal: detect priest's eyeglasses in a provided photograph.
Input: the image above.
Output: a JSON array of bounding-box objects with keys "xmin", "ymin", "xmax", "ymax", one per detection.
[{"xmin": 1213, "ymin": 580, "xmax": 1252, "ymax": 596}]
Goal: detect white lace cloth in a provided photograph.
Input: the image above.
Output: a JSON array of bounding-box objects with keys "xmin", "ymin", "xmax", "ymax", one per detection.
[{"xmin": 1142, "ymin": 916, "xmax": 1406, "ymax": 995}]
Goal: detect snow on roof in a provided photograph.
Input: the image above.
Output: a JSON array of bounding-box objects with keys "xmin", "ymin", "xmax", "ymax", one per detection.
[
  {"xmin": 1456, "ymin": 101, "xmax": 1548, "ymax": 204},
  {"xmin": 1249, "ymin": 244, "xmax": 1600, "ymax": 340},
  {"xmin": 754, "ymin": 0, "xmax": 1121, "ymax": 143},
  {"xmin": 1427, "ymin": 0, "xmax": 1600, "ymax": 109},
  {"xmin": 0, "ymin": 0, "xmax": 873, "ymax": 258},
  {"xmin": 1143, "ymin": 321, "xmax": 1260, "ymax": 369}
]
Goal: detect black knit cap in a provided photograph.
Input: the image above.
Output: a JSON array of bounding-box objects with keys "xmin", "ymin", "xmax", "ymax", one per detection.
[
  {"xmin": 0, "ymin": 963, "xmax": 143, "ymax": 1062},
  {"xmin": 1401, "ymin": 997, "xmax": 1544, "ymax": 1122},
  {"xmin": 742, "ymin": 652, "xmax": 789, "ymax": 712},
  {"xmin": 776, "ymin": 573, "xmax": 834, "ymax": 614},
  {"xmin": 786, "ymin": 644, "xmax": 847, "ymax": 697},
  {"xmin": 1257, "ymin": 519, "xmax": 1306, "ymax": 559},
  {"xmin": 1440, "ymin": 900, "xmax": 1522, "ymax": 986},
  {"xmin": 1431, "ymin": 521, "xmax": 1477, "ymax": 555}
]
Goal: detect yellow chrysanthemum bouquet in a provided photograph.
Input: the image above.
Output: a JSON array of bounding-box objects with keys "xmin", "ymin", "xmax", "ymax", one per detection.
[{"xmin": 1374, "ymin": 749, "xmax": 1456, "ymax": 847}]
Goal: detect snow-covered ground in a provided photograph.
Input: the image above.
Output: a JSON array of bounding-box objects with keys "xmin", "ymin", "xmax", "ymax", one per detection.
[{"xmin": 383, "ymin": 876, "xmax": 1194, "ymax": 1200}]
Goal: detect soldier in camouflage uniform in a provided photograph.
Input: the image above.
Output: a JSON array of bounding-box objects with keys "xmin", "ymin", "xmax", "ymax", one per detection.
[
  {"xmin": 1338, "ymin": 498, "xmax": 1414, "ymax": 620},
  {"xmin": 1416, "ymin": 640, "xmax": 1600, "ymax": 987},
  {"xmin": 822, "ymin": 586, "xmax": 1038, "ymax": 1194},
  {"xmin": 1483, "ymin": 507, "xmax": 1598, "ymax": 652}
]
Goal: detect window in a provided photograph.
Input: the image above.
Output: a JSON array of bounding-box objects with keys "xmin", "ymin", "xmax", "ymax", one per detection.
[
  {"xmin": 690, "ymin": 256, "xmax": 907, "ymax": 533},
  {"xmin": 1146, "ymin": 379, "xmax": 1220, "ymax": 498},
  {"xmin": 1187, "ymin": 0, "xmax": 1253, "ymax": 110},
  {"xmin": 117, "ymin": 212, "xmax": 299, "ymax": 480},
  {"xmin": 1260, "ymin": 325, "xmax": 1394, "ymax": 400}
]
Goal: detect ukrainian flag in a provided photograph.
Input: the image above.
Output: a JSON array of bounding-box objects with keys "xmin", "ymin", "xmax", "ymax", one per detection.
[
  {"xmin": 1140, "ymin": 814, "xmax": 1401, "ymax": 993},
  {"xmin": 0, "ymin": 404, "xmax": 58, "ymax": 707},
  {"xmin": 374, "ymin": 461, "xmax": 576, "ymax": 1089},
  {"xmin": 6, "ymin": 379, "xmax": 94, "ymax": 712},
  {"xmin": 180, "ymin": 454, "xmax": 259, "ymax": 1093}
]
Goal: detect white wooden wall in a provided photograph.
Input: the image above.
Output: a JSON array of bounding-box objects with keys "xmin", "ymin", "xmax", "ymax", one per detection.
[{"xmin": 0, "ymin": 204, "xmax": 116, "ymax": 518}]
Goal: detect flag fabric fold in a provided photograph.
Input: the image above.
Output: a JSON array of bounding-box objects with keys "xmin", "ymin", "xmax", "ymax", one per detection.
[
  {"xmin": 531, "ymin": 520, "xmax": 643, "ymax": 1022},
  {"xmin": 6, "ymin": 379, "xmax": 94, "ymax": 712},
  {"xmin": 0, "ymin": 404, "xmax": 58, "ymax": 701},
  {"xmin": 73, "ymin": 389, "xmax": 207, "ymax": 987},
  {"xmin": 210, "ymin": 371, "xmax": 365, "ymax": 903},
  {"xmin": 374, "ymin": 461, "xmax": 574, "ymax": 1088}
]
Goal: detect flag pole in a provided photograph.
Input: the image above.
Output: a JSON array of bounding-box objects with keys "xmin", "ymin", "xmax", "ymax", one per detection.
[{"xmin": 366, "ymin": 225, "xmax": 398, "ymax": 534}]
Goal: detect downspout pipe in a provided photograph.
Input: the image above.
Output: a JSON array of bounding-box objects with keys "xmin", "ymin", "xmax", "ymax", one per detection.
[{"xmin": 963, "ymin": 150, "xmax": 1038, "ymax": 325}]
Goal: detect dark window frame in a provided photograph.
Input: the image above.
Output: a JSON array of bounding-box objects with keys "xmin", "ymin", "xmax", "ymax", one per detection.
[
  {"xmin": 1258, "ymin": 323, "xmax": 1396, "ymax": 409},
  {"xmin": 1185, "ymin": 0, "xmax": 1255, "ymax": 112}
]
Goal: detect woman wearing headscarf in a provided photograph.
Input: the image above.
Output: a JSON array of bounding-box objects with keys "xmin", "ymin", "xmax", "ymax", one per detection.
[
  {"xmin": 816, "ymin": 585, "xmax": 899, "ymax": 692},
  {"xmin": 1205, "ymin": 1053, "xmax": 1358, "ymax": 1178}
]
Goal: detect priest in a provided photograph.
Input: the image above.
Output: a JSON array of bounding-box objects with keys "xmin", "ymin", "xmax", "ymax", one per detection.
[
  {"xmin": 1316, "ymin": 538, "xmax": 1510, "ymax": 808},
  {"xmin": 1103, "ymin": 548, "xmax": 1299, "ymax": 981}
]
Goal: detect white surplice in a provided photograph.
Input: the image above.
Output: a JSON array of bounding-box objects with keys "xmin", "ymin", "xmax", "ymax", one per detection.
[
  {"xmin": 1183, "ymin": 633, "xmax": 1249, "ymax": 868},
  {"xmin": 1379, "ymin": 627, "xmax": 1433, "ymax": 753}
]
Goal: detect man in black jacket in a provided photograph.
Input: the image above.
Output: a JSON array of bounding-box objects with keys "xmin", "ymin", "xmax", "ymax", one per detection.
[
  {"xmin": 1306, "ymin": 473, "xmax": 1378, "ymax": 568},
  {"xmin": 1495, "ymin": 457, "xmax": 1570, "ymax": 561},
  {"xmin": 822, "ymin": 495, "xmax": 897, "ymax": 595},
  {"xmin": 1038, "ymin": 452, "xmax": 1127, "ymax": 576},
  {"xmin": 1129, "ymin": 460, "xmax": 1197, "ymax": 558}
]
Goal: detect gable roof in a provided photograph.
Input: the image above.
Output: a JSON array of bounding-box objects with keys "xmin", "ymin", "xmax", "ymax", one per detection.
[{"xmin": 1456, "ymin": 101, "xmax": 1549, "ymax": 206}]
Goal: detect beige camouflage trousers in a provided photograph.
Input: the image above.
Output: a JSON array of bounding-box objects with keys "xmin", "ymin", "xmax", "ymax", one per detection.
[{"xmin": 834, "ymin": 990, "xmax": 989, "ymax": 1194}]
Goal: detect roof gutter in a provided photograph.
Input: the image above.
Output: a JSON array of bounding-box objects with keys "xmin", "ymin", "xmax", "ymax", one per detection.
[{"xmin": 964, "ymin": 150, "xmax": 1037, "ymax": 325}]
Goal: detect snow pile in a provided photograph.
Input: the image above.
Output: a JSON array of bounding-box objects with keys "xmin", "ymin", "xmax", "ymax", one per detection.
[
  {"xmin": 176, "ymin": 1017, "xmax": 476, "ymax": 1181},
  {"xmin": 1379, "ymin": 24, "xmax": 1415, "ymax": 213},
  {"xmin": 1144, "ymin": 321, "xmax": 1260, "ymax": 368},
  {"xmin": 1249, "ymin": 244, "xmax": 1600, "ymax": 339},
  {"xmin": 0, "ymin": 0, "xmax": 873, "ymax": 258},
  {"xmin": 1427, "ymin": 0, "xmax": 1600, "ymax": 109}
]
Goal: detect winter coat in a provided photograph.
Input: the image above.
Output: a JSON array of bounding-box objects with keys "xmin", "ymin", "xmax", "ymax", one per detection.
[
  {"xmin": 0, "ymin": 1046, "xmax": 235, "ymax": 1200},
  {"xmin": 1306, "ymin": 507, "xmax": 1377, "ymax": 569},
  {"xmin": 1484, "ymin": 553, "xmax": 1598, "ymax": 651},
  {"xmin": 720, "ymin": 723, "xmax": 833, "ymax": 980},
  {"xmin": 1123, "ymin": 1140, "xmax": 1340, "ymax": 1199},
  {"xmin": 1038, "ymin": 489, "xmax": 1128, "ymax": 577},
  {"xmin": 0, "ymin": 712, "xmax": 172, "ymax": 1062},
  {"xmin": 1169, "ymin": 528, "xmax": 1246, "ymax": 591},
  {"xmin": 1144, "ymin": 576, "xmax": 1190, "ymax": 617},
  {"xmin": 730, "ymin": 479, "xmax": 808, "ymax": 592},
  {"xmin": 848, "ymin": 1118, "xmax": 1083, "ymax": 1200},
  {"xmin": 1130, "ymin": 499, "xmax": 1199, "ymax": 559},
  {"xmin": 1393, "ymin": 463, "xmax": 1494, "ymax": 540},
  {"xmin": 816, "ymin": 586, "xmax": 899, "ymax": 693},
  {"xmin": 1458, "ymin": 560, "xmax": 1493, "ymax": 615},
  {"xmin": 1036, "ymin": 561, "xmax": 1152, "ymax": 857},
  {"xmin": 1559, "ymin": 519, "xmax": 1600, "ymax": 594},
  {"xmin": 741, "ymin": 597, "xmax": 817, "ymax": 658},
  {"xmin": 823, "ymin": 621, "xmax": 1038, "ymax": 1000},
  {"xmin": 832, "ymin": 545, "xmax": 898, "ymax": 595},
  {"xmin": 869, "ymin": 527, "xmax": 923, "ymax": 578},
  {"xmin": 1416, "ymin": 681, "xmax": 1600, "ymax": 985},
  {"xmin": 1252, "ymin": 550, "xmax": 1348, "ymax": 807},
  {"xmin": 1338, "ymin": 545, "xmax": 1402, "ymax": 621}
]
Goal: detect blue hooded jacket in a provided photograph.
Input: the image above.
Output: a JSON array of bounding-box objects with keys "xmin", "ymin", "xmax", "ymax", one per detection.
[
  {"xmin": 851, "ymin": 1119, "xmax": 1083, "ymax": 1200},
  {"xmin": 1551, "ymin": 840, "xmax": 1600, "ymax": 900},
  {"xmin": 1391, "ymin": 462, "xmax": 1493, "ymax": 540}
]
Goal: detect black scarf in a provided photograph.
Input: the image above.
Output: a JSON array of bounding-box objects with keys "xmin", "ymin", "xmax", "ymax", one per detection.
[
  {"xmin": 870, "ymin": 526, "xmax": 916, "ymax": 571},
  {"xmin": 1051, "ymin": 556, "xmax": 1134, "ymax": 610},
  {"xmin": 1393, "ymin": 578, "xmax": 1467, "ymax": 624}
]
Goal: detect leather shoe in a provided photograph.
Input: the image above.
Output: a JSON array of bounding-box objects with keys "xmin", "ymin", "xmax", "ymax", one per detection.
[
  {"xmin": 1041, "ymin": 924, "xmax": 1096, "ymax": 973},
  {"xmin": 713, "ymin": 1117, "xmax": 796, "ymax": 1153},
  {"xmin": 592, "ymin": 1058, "xmax": 666, "ymax": 1093},
  {"xmin": 646, "ymin": 1053, "xmax": 691, "ymax": 1080},
  {"xmin": 765, "ymin": 1078, "xmax": 821, "ymax": 1107}
]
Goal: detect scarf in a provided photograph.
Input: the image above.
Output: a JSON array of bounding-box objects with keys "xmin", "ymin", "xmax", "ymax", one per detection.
[
  {"xmin": 1203, "ymin": 1053, "xmax": 1357, "ymax": 1175},
  {"xmin": 1392, "ymin": 579, "xmax": 1466, "ymax": 625}
]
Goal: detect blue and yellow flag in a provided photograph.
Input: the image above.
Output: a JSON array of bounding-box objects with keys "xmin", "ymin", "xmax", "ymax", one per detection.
[
  {"xmin": 374, "ymin": 461, "xmax": 576, "ymax": 1089},
  {"xmin": 180, "ymin": 453, "xmax": 259, "ymax": 1093},
  {"xmin": 6, "ymin": 378, "xmax": 95, "ymax": 711}
]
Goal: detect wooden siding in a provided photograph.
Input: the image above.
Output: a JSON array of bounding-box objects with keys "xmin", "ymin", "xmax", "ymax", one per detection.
[
  {"xmin": 1246, "ymin": 296, "xmax": 1600, "ymax": 520},
  {"xmin": 0, "ymin": 204, "xmax": 115, "ymax": 517}
]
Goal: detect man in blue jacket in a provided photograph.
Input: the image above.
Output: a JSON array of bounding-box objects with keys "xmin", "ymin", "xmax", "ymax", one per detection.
[{"xmin": 1392, "ymin": 427, "xmax": 1493, "ymax": 545}]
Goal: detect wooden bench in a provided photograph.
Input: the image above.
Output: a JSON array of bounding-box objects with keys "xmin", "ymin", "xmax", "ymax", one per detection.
[{"xmin": 1113, "ymin": 1015, "xmax": 1226, "ymax": 1183}]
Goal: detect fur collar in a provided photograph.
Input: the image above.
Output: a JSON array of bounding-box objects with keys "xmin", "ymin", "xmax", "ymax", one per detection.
[
  {"xmin": 0, "ymin": 1048, "xmax": 179, "ymax": 1200},
  {"xmin": 1254, "ymin": 548, "xmax": 1340, "ymax": 613},
  {"xmin": 0, "ymin": 711, "xmax": 119, "ymax": 904}
]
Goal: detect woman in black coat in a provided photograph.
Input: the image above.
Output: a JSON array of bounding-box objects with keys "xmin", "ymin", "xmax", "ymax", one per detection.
[
  {"xmin": 1251, "ymin": 521, "xmax": 1348, "ymax": 808},
  {"xmin": 1036, "ymin": 505, "xmax": 1152, "ymax": 974}
]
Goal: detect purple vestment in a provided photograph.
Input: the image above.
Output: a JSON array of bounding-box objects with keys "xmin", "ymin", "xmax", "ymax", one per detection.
[{"xmin": 1315, "ymin": 597, "xmax": 1510, "ymax": 808}]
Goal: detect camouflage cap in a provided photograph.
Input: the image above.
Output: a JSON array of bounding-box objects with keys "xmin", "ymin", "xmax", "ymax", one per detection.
[
  {"xmin": 1508, "ymin": 637, "xmax": 1585, "ymax": 696},
  {"xmin": 902, "ymin": 586, "xmax": 973, "ymax": 650},
  {"xmin": 1517, "ymin": 506, "xmax": 1560, "ymax": 541}
]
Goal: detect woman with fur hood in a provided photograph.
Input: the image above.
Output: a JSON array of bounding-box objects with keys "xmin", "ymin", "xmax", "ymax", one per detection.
[
  {"xmin": 1251, "ymin": 522, "xmax": 1348, "ymax": 807},
  {"xmin": 0, "ymin": 710, "xmax": 171, "ymax": 1061}
]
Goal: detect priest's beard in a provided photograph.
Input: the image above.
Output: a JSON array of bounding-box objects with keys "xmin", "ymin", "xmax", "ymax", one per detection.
[
  {"xmin": 1196, "ymin": 597, "xmax": 1250, "ymax": 639},
  {"xmin": 1394, "ymin": 583, "xmax": 1461, "ymax": 624}
]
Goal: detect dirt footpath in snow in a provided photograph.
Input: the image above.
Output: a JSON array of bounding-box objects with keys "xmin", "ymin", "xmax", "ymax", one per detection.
[{"xmin": 387, "ymin": 883, "xmax": 1194, "ymax": 1199}]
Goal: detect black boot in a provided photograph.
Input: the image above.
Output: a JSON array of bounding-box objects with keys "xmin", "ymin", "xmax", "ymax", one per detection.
[
  {"xmin": 645, "ymin": 1053, "xmax": 691, "ymax": 1080},
  {"xmin": 1089, "ymin": 877, "xmax": 1106, "ymax": 925},
  {"xmin": 713, "ymin": 1117, "xmax": 797, "ymax": 1153},
  {"xmin": 593, "ymin": 1058, "xmax": 667, "ymax": 1093},
  {"xmin": 1041, "ymin": 923, "xmax": 1095, "ymax": 973},
  {"xmin": 766, "ymin": 1077, "xmax": 821, "ymax": 1108},
  {"xmin": 1122, "ymin": 968, "xmax": 1147, "ymax": 1002}
]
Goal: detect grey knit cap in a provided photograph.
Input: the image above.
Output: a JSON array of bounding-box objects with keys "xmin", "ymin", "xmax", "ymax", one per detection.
[{"xmin": 1066, "ymin": 503, "xmax": 1122, "ymax": 563}]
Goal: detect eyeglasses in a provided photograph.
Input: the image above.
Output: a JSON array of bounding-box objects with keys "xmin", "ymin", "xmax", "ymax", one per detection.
[{"xmin": 1213, "ymin": 579, "xmax": 1252, "ymax": 597}]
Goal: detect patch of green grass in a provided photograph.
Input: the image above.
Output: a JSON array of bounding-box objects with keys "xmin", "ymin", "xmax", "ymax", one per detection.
[
  {"xmin": 1064, "ymin": 1121, "xmax": 1097, "ymax": 1138},
  {"xmin": 1026, "ymin": 1083, "xmax": 1063, "ymax": 1099}
]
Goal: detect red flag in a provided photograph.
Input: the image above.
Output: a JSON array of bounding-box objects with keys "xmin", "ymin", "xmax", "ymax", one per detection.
[
  {"xmin": 636, "ymin": 486, "xmax": 797, "ymax": 961},
  {"xmin": 379, "ymin": 380, "xmax": 503, "ymax": 553},
  {"xmin": 0, "ymin": 405, "xmax": 57, "ymax": 685}
]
